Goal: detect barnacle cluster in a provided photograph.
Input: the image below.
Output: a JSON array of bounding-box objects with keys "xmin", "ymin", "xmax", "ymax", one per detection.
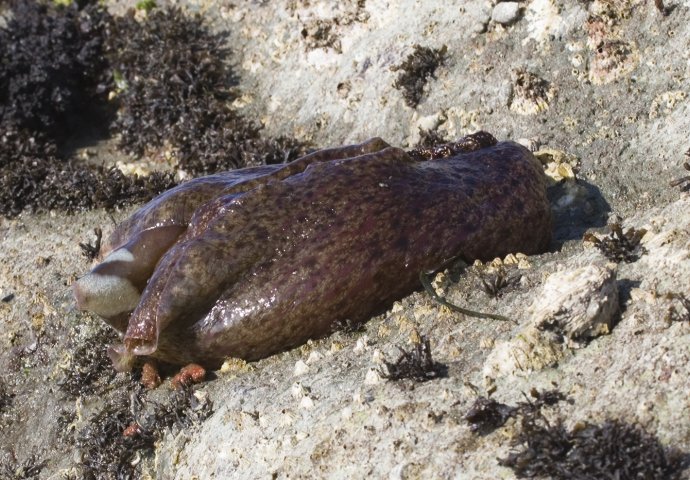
[{"xmin": 510, "ymin": 68, "xmax": 555, "ymax": 115}]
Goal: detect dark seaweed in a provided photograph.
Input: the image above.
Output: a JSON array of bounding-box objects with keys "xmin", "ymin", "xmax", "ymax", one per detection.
[
  {"xmin": 299, "ymin": 1, "xmax": 368, "ymax": 52},
  {"xmin": 301, "ymin": 19, "xmax": 342, "ymax": 52},
  {"xmin": 0, "ymin": 452, "xmax": 46, "ymax": 480},
  {"xmin": 500, "ymin": 417, "xmax": 688, "ymax": 479},
  {"xmin": 78, "ymin": 386, "xmax": 212, "ymax": 479},
  {"xmin": 0, "ymin": 379, "xmax": 13, "ymax": 414},
  {"xmin": 59, "ymin": 326, "xmax": 119, "ymax": 397},
  {"xmin": 654, "ymin": 0, "xmax": 670, "ymax": 15},
  {"xmin": 0, "ymin": 127, "xmax": 177, "ymax": 216},
  {"xmin": 464, "ymin": 397, "xmax": 517, "ymax": 435},
  {"xmin": 105, "ymin": 7, "xmax": 233, "ymax": 158},
  {"xmin": 467, "ymin": 388, "xmax": 689, "ymax": 479},
  {"xmin": 584, "ymin": 222, "xmax": 647, "ymax": 263},
  {"xmin": 0, "ymin": 0, "xmax": 111, "ymax": 140},
  {"xmin": 670, "ymin": 162, "xmax": 690, "ymax": 191},
  {"xmin": 79, "ymin": 227, "xmax": 103, "ymax": 261},
  {"xmin": 0, "ymin": 2, "xmax": 176, "ymax": 217},
  {"xmin": 106, "ymin": 7, "xmax": 307, "ymax": 175},
  {"xmin": 392, "ymin": 45, "xmax": 447, "ymax": 108},
  {"xmin": 664, "ymin": 292, "xmax": 690, "ymax": 323},
  {"xmin": 380, "ymin": 336, "xmax": 447, "ymax": 382},
  {"xmin": 77, "ymin": 394, "xmax": 155, "ymax": 480},
  {"xmin": 475, "ymin": 266, "xmax": 521, "ymax": 298},
  {"xmin": 415, "ymin": 128, "xmax": 448, "ymax": 149},
  {"xmin": 406, "ymin": 130, "xmax": 497, "ymax": 162},
  {"xmin": 0, "ymin": 2, "xmax": 306, "ymax": 217},
  {"xmin": 465, "ymin": 389, "xmax": 566, "ymax": 435}
]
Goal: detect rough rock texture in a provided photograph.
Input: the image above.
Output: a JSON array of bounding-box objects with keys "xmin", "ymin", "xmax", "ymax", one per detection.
[
  {"xmin": 1, "ymin": 0, "xmax": 689, "ymax": 478},
  {"xmin": 483, "ymin": 262, "xmax": 620, "ymax": 379}
]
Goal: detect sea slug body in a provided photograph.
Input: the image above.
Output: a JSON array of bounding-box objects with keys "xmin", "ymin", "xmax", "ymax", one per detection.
[{"xmin": 73, "ymin": 132, "xmax": 552, "ymax": 370}]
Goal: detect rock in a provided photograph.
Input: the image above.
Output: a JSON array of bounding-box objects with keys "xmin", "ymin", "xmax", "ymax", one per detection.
[
  {"xmin": 492, "ymin": 2, "xmax": 521, "ymax": 25},
  {"xmin": 533, "ymin": 264, "xmax": 618, "ymax": 341},
  {"xmin": 483, "ymin": 264, "xmax": 618, "ymax": 379}
]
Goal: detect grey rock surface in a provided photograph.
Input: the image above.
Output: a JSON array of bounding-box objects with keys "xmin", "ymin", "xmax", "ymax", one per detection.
[{"xmin": 1, "ymin": 0, "xmax": 689, "ymax": 478}]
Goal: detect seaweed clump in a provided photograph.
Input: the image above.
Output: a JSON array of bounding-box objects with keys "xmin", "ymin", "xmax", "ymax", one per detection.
[
  {"xmin": 0, "ymin": 452, "xmax": 46, "ymax": 480},
  {"xmin": 77, "ymin": 387, "xmax": 212, "ymax": 479},
  {"xmin": 500, "ymin": 417, "xmax": 688, "ymax": 479},
  {"xmin": 392, "ymin": 44, "xmax": 448, "ymax": 108},
  {"xmin": 464, "ymin": 397, "xmax": 517, "ymax": 435},
  {"xmin": 475, "ymin": 265, "xmax": 521, "ymax": 298},
  {"xmin": 464, "ymin": 389, "xmax": 566, "ymax": 435},
  {"xmin": 107, "ymin": 7, "xmax": 306, "ymax": 175},
  {"xmin": 0, "ymin": 1, "xmax": 176, "ymax": 217},
  {"xmin": 0, "ymin": 1, "xmax": 305, "ymax": 217},
  {"xmin": 59, "ymin": 326, "xmax": 120, "ymax": 397},
  {"xmin": 380, "ymin": 336, "xmax": 447, "ymax": 382},
  {"xmin": 0, "ymin": 0, "xmax": 110, "ymax": 139},
  {"xmin": 0, "ymin": 127, "xmax": 176, "ymax": 217},
  {"xmin": 464, "ymin": 389, "xmax": 687, "ymax": 479},
  {"xmin": 414, "ymin": 127, "xmax": 448, "ymax": 149},
  {"xmin": 670, "ymin": 161, "xmax": 690, "ymax": 191},
  {"xmin": 664, "ymin": 292, "xmax": 690, "ymax": 323},
  {"xmin": 77, "ymin": 394, "xmax": 155, "ymax": 479},
  {"xmin": 0, "ymin": 379, "xmax": 13, "ymax": 415},
  {"xmin": 584, "ymin": 221, "xmax": 647, "ymax": 263}
]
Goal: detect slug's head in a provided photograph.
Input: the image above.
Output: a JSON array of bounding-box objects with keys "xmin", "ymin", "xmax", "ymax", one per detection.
[
  {"xmin": 73, "ymin": 247, "xmax": 143, "ymax": 332},
  {"xmin": 73, "ymin": 224, "xmax": 187, "ymax": 333}
]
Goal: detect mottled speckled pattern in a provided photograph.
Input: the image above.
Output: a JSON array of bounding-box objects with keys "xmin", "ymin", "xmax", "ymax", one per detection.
[{"xmin": 75, "ymin": 132, "xmax": 552, "ymax": 369}]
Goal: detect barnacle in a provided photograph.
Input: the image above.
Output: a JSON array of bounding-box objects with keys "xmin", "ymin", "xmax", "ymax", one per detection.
[{"xmin": 510, "ymin": 68, "xmax": 555, "ymax": 115}]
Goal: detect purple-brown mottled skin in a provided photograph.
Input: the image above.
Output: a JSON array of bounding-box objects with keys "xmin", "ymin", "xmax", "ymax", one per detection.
[{"xmin": 74, "ymin": 132, "xmax": 552, "ymax": 370}]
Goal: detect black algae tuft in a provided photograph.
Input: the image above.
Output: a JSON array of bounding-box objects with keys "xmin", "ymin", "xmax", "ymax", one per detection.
[
  {"xmin": 392, "ymin": 45, "xmax": 447, "ymax": 108},
  {"xmin": 500, "ymin": 417, "xmax": 688, "ymax": 479},
  {"xmin": 106, "ymin": 7, "xmax": 307, "ymax": 175},
  {"xmin": 0, "ymin": 1, "xmax": 306, "ymax": 217},
  {"xmin": 381, "ymin": 336, "xmax": 447, "ymax": 382}
]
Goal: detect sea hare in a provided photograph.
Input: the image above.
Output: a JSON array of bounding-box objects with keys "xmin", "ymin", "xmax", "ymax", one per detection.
[{"xmin": 73, "ymin": 131, "xmax": 552, "ymax": 370}]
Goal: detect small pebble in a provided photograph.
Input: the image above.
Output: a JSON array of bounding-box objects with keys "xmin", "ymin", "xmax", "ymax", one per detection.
[
  {"xmin": 306, "ymin": 350, "xmax": 323, "ymax": 364},
  {"xmin": 299, "ymin": 396, "xmax": 315, "ymax": 410},
  {"xmin": 492, "ymin": 2, "xmax": 521, "ymax": 25},
  {"xmin": 294, "ymin": 360, "xmax": 310, "ymax": 376},
  {"xmin": 364, "ymin": 368, "xmax": 383, "ymax": 385}
]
